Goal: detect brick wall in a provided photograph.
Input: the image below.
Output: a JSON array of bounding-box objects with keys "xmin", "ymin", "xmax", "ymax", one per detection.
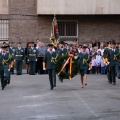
[{"xmin": 1, "ymin": 0, "xmax": 120, "ymax": 46}]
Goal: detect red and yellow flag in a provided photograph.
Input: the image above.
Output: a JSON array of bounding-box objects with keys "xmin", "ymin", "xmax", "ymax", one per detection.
[{"xmin": 50, "ymin": 15, "xmax": 60, "ymax": 47}]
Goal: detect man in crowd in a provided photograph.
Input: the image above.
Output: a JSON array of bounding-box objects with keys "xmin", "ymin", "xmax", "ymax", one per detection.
[{"xmin": 36, "ymin": 42, "xmax": 47, "ymax": 74}]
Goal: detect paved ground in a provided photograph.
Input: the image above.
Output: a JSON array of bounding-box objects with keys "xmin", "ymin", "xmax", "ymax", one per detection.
[{"xmin": 0, "ymin": 73, "xmax": 120, "ymax": 120}]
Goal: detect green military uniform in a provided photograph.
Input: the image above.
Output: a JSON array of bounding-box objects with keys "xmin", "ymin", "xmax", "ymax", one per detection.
[
  {"xmin": 0, "ymin": 52, "xmax": 5, "ymax": 90},
  {"xmin": 4, "ymin": 51, "xmax": 11, "ymax": 84},
  {"xmin": 78, "ymin": 52, "xmax": 89, "ymax": 76},
  {"xmin": 115, "ymin": 48, "xmax": 120, "ymax": 79},
  {"xmin": 43, "ymin": 48, "xmax": 57, "ymax": 90},
  {"xmin": 28, "ymin": 47, "xmax": 38, "ymax": 75},
  {"xmin": 103, "ymin": 47, "xmax": 111, "ymax": 82},
  {"xmin": 108, "ymin": 48, "xmax": 116, "ymax": 84},
  {"xmin": 9, "ymin": 47, "xmax": 16, "ymax": 74},
  {"xmin": 57, "ymin": 47, "xmax": 68, "ymax": 82},
  {"xmin": 14, "ymin": 47, "xmax": 24, "ymax": 75}
]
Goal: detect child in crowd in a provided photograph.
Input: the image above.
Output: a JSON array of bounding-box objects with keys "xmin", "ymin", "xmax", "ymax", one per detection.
[
  {"xmin": 96, "ymin": 51, "xmax": 102, "ymax": 74},
  {"xmin": 100, "ymin": 57, "xmax": 106, "ymax": 74},
  {"xmin": 91, "ymin": 55, "xmax": 97, "ymax": 74}
]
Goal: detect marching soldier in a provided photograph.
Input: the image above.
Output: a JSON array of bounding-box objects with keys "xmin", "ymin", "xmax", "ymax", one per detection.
[
  {"xmin": 5, "ymin": 44, "xmax": 12, "ymax": 84},
  {"xmin": 0, "ymin": 46, "xmax": 6, "ymax": 90},
  {"xmin": 103, "ymin": 41, "xmax": 112, "ymax": 83},
  {"xmin": 78, "ymin": 44, "xmax": 90, "ymax": 88},
  {"xmin": 115, "ymin": 42, "xmax": 120, "ymax": 79},
  {"xmin": 43, "ymin": 44, "xmax": 57, "ymax": 90},
  {"xmin": 27, "ymin": 42, "xmax": 38, "ymax": 75},
  {"xmin": 108, "ymin": 41, "xmax": 117, "ymax": 85},
  {"xmin": 14, "ymin": 42, "xmax": 24, "ymax": 75},
  {"xmin": 57, "ymin": 41, "xmax": 68, "ymax": 82}
]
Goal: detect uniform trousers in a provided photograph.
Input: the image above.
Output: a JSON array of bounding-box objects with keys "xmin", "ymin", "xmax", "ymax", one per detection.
[
  {"xmin": 29, "ymin": 61, "xmax": 36, "ymax": 75},
  {"xmin": 36, "ymin": 57, "xmax": 44, "ymax": 74},
  {"xmin": 47, "ymin": 69, "xmax": 56, "ymax": 88},
  {"xmin": 0, "ymin": 68, "xmax": 4, "ymax": 88},
  {"xmin": 109, "ymin": 66, "xmax": 116, "ymax": 84},
  {"xmin": 16, "ymin": 60, "xmax": 23, "ymax": 75},
  {"xmin": 116, "ymin": 64, "xmax": 120, "ymax": 77}
]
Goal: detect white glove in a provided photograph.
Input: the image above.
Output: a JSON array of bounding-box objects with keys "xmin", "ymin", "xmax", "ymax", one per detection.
[
  {"xmin": 105, "ymin": 63, "xmax": 108, "ymax": 66},
  {"xmin": 14, "ymin": 60, "xmax": 16, "ymax": 62},
  {"xmin": 11, "ymin": 66, "xmax": 13, "ymax": 68},
  {"xmin": 23, "ymin": 60, "xmax": 24, "ymax": 62},
  {"xmin": 107, "ymin": 62, "xmax": 110, "ymax": 65},
  {"xmin": 43, "ymin": 68, "xmax": 46, "ymax": 71},
  {"xmin": 8, "ymin": 69, "xmax": 10, "ymax": 71},
  {"xmin": 88, "ymin": 68, "xmax": 91, "ymax": 70},
  {"xmin": 36, "ymin": 59, "xmax": 37, "ymax": 61},
  {"xmin": 28, "ymin": 59, "xmax": 29, "ymax": 61}
]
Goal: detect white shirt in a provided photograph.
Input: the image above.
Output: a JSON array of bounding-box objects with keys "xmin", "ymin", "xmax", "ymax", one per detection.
[
  {"xmin": 47, "ymin": 48, "xmax": 55, "ymax": 52},
  {"xmin": 96, "ymin": 55, "xmax": 102, "ymax": 66},
  {"xmin": 97, "ymin": 49, "xmax": 104, "ymax": 56}
]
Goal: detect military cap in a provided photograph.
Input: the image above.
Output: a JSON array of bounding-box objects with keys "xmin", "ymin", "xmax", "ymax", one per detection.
[
  {"xmin": 1, "ymin": 45, "xmax": 7, "ymax": 49},
  {"xmin": 47, "ymin": 44, "xmax": 53, "ymax": 47},
  {"xmin": 59, "ymin": 41, "xmax": 65, "ymax": 45},
  {"xmin": 5, "ymin": 44, "xmax": 10, "ymax": 48},
  {"xmin": 111, "ymin": 40, "xmax": 116, "ymax": 45},
  {"xmin": 82, "ymin": 44, "xmax": 87, "ymax": 48},
  {"xmin": 3, "ymin": 42, "xmax": 6, "ymax": 44},
  {"xmin": 107, "ymin": 41, "xmax": 112, "ymax": 45}
]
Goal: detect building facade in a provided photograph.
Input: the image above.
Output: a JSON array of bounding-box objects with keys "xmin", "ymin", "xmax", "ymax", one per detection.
[{"xmin": 0, "ymin": 0, "xmax": 120, "ymax": 46}]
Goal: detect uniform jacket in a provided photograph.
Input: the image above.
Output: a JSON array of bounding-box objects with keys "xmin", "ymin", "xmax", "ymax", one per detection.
[
  {"xmin": 14, "ymin": 47, "xmax": 24, "ymax": 61},
  {"xmin": 1, "ymin": 52, "xmax": 11, "ymax": 65},
  {"xmin": 27, "ymin": 47, "xmax": 38, "ymax": 61},
  {"xmin": 114, "ymin": 48, "xmax": 120, "ymax": 65},
  {"xmin": 57, "ymin": 48, "xmax": 68, "ymax": 57},
  {"xmin": 78, "ymin": 52, "xmax": 89, "ymax": 69},
  {"xmin": 43, "ymin": 51, "xmax": 57, "ymax": 69},
  {"xmin": 0, "ymin": 53, "xmax": 4, "ymax": 70}
]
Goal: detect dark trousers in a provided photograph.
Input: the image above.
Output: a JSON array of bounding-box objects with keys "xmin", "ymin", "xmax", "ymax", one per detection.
[
  {"xmin": 109, "ymin": 66, "xmax": 116, "ymax": 84},
  {"xmin": 16, "ymin": 60, "xmax": 23, "ymax": 75},
  {"xmin": 10, "ymin": 65, "xmax": 14, "ymax": 74},
  {"xmin": 116, "ymin": 65, "xmax": 120, "ymax": 77},
  {"xmin": 29, "ymin": 61, "xmax": 36, "ymax": 75},
  {"xmin": 101, "ymin": 67, "xmax": 105, "ymax": 74},
  {"xmin": 92, "ymin": 66, "xmax": 96, "ymax": 74},
  {"xmin": 36, "ymin": 57, "xmax": 44, "ymax": 74},
  {"xmin": 0, "ymin": 69, "xmax": 4, "ymax": 88},
  {"xmin": 47, "ymin": 69, "xmax": 56, "ymax": 88},
  {"xmin": 96, "ymin": 66, "xmax": 101, "ymax": 74}
]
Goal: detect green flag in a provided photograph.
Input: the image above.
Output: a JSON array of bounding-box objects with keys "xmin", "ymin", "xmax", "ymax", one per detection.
[{"xmin": 50, "ymin": 15, "xmax": 60, "ymax": 47}]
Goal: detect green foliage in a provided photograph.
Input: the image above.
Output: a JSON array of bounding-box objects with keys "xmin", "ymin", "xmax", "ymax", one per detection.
[{"xmin": 56, "ymin": 55, "xmax": 78, "ymax": 79}]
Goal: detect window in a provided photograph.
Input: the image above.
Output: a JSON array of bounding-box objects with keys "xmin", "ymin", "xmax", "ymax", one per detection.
[
  {"xmin": 0, "ymin": 20, "xmax": 9, "ymax": 41},
  {"xmin": 58, "ymin": 21, "xmax": 78, "ymax": 38}
]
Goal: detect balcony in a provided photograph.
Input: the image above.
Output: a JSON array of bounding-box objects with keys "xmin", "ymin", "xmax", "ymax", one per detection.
[
  {"xmin": 37, "ymin": 0, "xmax": 120, "ymax": 15},
  {"xmin": 0, "ymin": 0, "xmax": 9, "ymax": 14}
]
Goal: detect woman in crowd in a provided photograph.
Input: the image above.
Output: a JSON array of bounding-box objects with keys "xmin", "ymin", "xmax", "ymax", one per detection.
[{"xmin": 25, "ymin": 42, "xmax": 31, "ymax": 74}]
